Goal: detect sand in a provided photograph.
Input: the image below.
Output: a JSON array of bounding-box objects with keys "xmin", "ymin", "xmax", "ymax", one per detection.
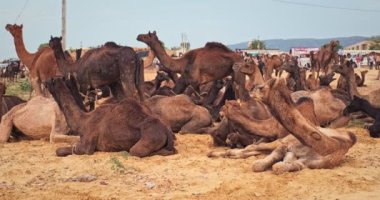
[{"xmin": 0, "ymin": 68, "xmax": 380, "ymax": 200}]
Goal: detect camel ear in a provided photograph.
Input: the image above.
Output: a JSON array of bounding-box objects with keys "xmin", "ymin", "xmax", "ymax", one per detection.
[
  {"xmin": 153, "ymin": 31, "xmax": 156, "ymax": 35},
  {"xmin": 148, "ymin": 31, "xmax": 151, "ymax": 36},
  {"xmin": 59, "ymin": 36, "xmax": 62, "ymax": 41},
  {"xmin": 50, "ymin": 35, "xmax": 53, "ymax": 40},
  {"xmin": 20, "ymin": 24, "xmax": 23, "ymax": 29}
]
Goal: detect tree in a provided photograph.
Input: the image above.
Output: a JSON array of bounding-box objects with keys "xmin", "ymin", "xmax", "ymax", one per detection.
[
  {"xmin": 369, "ymin": 36, "xmax": 380, "ymax": 50},
  {"xmin": 248, "ymin": 40, "xmax": 266, "ymax": 50}
]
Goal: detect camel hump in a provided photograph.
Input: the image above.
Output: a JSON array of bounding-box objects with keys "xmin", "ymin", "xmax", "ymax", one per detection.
[
  {"xmin": 204, "ymin": 42, "xmax": 232, "ymax": 52},
  {"xmin": 104, "ymin": 42, "xmax": 120, "ymax": 48}
]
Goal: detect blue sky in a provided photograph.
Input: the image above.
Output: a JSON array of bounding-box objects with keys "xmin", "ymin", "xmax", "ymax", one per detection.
[{"xmin": 1, "ymin": 0, "xmax": 379, "ymax": 59}]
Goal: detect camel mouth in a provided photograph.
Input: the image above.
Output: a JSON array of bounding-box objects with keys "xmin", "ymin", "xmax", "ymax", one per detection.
[
  {"xmin": 136, "ymin": 35, "xmax": 143, "ymax": 42},
  {"xmin": 5, "ymin": 24, "xmax": 11, "ymax": 31}
]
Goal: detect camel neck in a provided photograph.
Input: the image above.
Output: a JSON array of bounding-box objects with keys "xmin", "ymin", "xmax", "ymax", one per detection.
[
  {"xmin": 150, "ymin": 41, "xmax": 184, "ymax": 73},
  {"xmin": 54, "ymin": 85, "xmax": 86, "ymax": 132},
  {"xmin": 345, "ymin": 71, "xmax": 360, "ymax": 99},
  {"xmin": 359, "ymin": 99, "xmax": 380, "ymax": 118},
  {"xmin": 51, "ymin": 45, "xmax": 77, "ymax": 74},
  {"xmin": 268, "ymin": 87, "xmax": 342, "ymax": 156},
  {"xmin": 12, "ymin": 33, "xmax": 36, "ymax": 68}
]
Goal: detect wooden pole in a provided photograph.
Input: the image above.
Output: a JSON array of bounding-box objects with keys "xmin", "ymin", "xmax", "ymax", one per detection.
[{"xmin": 62, "ymin": 0, "xmax": 66, "ymax": 50}]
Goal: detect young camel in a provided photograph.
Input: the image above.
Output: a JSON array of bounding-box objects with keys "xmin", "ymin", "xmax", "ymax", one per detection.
[
  {"xmin": 209, "ymin": 78, "xmax": 356, "ymax": 174},
  {"xmin": 5, "ymin": 24, "xmax": 72, "ymax": 96},
  {"xmin": 46, "ymin": 77, "xmax": 176, "ymax": 157}
]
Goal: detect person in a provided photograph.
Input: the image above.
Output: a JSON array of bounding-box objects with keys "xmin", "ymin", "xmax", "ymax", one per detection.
[
  {"xmin": 355, "ymin": 54, "xmax": 362, "ymax": 68},
  {"xmin": 257, "ymin": 55, "xmax": 265, "ymax": 75},
  {"xmin": 153, "ymin": 57, "xmax": 161, "ymax": 69},
  {"xmin": 369, "ymin": 54, "xmax": 375, "ymax": 70}
]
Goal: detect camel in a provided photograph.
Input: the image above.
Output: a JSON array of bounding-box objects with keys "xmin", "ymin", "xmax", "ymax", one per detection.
[
  {"xmin": 49, "ymin": 36, "xmax": 144, "ymax": 102},
  {"xmin": 337, "ymin": 70, "xmax": 368, "ymax": 91},
  {"xmin": 5, "ymin": 24, "xmax": 72, "ymax": 96},
  {"xmin": 232, "ymin": 60, "xmax": 264, "ymax": 91},
  {"xmin": 46, "ymin": 77, "xmax": 176, "ymax": 157},
  {"xmin": 209, "ymin": 78, "xmax": 356, "ymax": 174},
  {"xmin": 142, "ymin": 70, "xmax": 175, "ymax": 97},
  {"xmin": 144, "ymin": 94, "xmax": 212, "ymax": 133},
  {"xmin": 137, "ymin": 31, "xmax": 249, "ymax": 100},
  {"xmin": 0, "ymin": 95, "xmax": 78, "ymax": 143},
  {"xmin": 262, "ymin": 55, "xmax": 283, "ymax": 80},
  {"xmin": 343, "ymin": 95, "xmax": 380, "ymax": 138},
  {"xmin": 314, "ymin": 40, "xmax": 340, "ymax": 77}
]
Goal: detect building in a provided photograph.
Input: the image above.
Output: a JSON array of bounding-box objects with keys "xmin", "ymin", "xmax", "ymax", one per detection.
[
  {"xmin": 236, "ymin": 49, "xmax": 285, "ymax": 56},
  {"xmin": 344, "ymin": 40, "xmax": 373, "ymax": 51}
]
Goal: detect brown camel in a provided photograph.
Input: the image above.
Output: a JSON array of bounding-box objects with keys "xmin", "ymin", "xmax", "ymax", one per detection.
[
  {"xmin": 315, "ymin": 40, "xmax": 340, "ymax": 76},
  {"xmin": 49, "ymin": 36, "xmax": 144, "ymax": 102},
  {"xmin": 46, "ymin": 77, "xmax": 176, "ymax": 157},
  {"xmin": 262, "ymin": 55, "xmax": 283, "ymax": 80},
  {"xmin": 137, "ymin": 31, "xmax": 249, "ymax": 100},
  {"xmin": 209, "ymin": 78, "xmax": 356, "ymax": 174},
  {"xmin": 144, "ymin": 94, "xmax": 212, "ymax": 133},
  {"xmin": 5, "ymin": 24, "xmax": 72, "ymax": 96},
  {"xmin": 232, "ymin": 60, "xmax": 264, "ymax": 91}
]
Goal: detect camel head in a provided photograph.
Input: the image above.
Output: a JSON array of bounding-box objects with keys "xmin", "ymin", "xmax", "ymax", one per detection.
[
  {"xmin": 319, "ymin": 72, "xmax": 336, "ymax": 86},
  {"xmin": 5, "ymin": 24, "xmax": 23, "ymax": 37},
  {"xmin": 280, "ymin": 57, "xmax": 297, "ymax": 73},
  {"xmin": 155, "ymin": 70, "xmax": 171, "ymax": 82},
  {"xmin": 343, "ymin": 95, "xmax": 366, "ymax": 116},
  {"xmin": 332, "ymin": 60, "xmax": 352, "ymax": 77},
  {"xmin": 232, "ymin": 61, "xmax": 254, "ymax": 75},
  {"xmin": 49, "ymin": 36, "xmax": 63, "ymax": 51},
  {"xmin": 254, "ymin": 78, "xmax": 290, "ymax": 104},
  {"xmin": 137, "ymin": 31, "xmax": 158, "ymax": 45}
]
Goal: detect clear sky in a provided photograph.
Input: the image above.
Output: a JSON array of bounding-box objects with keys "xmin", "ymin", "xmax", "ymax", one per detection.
[{"xmin": 1, "ymin": 0, "xmax": 379, "ymax": 59}]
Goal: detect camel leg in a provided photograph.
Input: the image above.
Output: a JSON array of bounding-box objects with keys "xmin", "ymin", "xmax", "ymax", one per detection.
[
  {"xmin": 50, "ymin": 135, "xmax": 80, "ymax": 144},
  {"xmin": 252, "ymin": 145, "xmax": 287, "ymax": 172},
  {"xmin": 233, "ymin": 70, "xmax": 249, "ymax": 101},
  {"xmin": 179, "ymin": 107, "xmax": 212, "ymax": 134},
  {"xmin": 327, "ymin": 116, "xmax": 350, "ymax": 128},
  {"xmin": 0, "ymin": 103, "xmax": 25, "ymax": 142},
  {"xmin": 208, "ymin": 139, "xmax": 282, "ymax": 158},
  {"xmin": 272, "ymin": 160, "xmax": 305, "ymax": 175},
  {"xmin": 210, "ymin": 117, "xmax": 230, "ymax": 146},
  {"xmin": 377, "ymin": 69, "xmax": 380, "ymax": 80}
]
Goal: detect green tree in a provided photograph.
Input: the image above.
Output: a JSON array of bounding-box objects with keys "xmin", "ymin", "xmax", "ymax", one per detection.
[
  {"xmin": 248, "ymin": 40, "xmax": 266, "ymax": 50},
  {"xmin": 369, "ymin": 36, "xmax": 380, "ymax": 50}
]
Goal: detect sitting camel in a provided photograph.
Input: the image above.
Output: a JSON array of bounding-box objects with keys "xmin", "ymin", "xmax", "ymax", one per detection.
[
  {"xmin": 209, "ymin": 78, "xmax": 356, "ymax": 174},
  {"xmin": 46, "ymin": 77, "xmax": 176, "ymax": 157},
  {"xmin": 144, "ymin": 94, "xmax": 212, "ymax": 133},
  {"xmin": 343, "ymin": 95, "xmax": 380, "ymax": 138},
  {"xmin": 0, "ymin": 95, "xmax": 77, "ymax": 143},
  {"xmin": 337, "ymin": 70, "xmax": 368, "ymax": 91}
]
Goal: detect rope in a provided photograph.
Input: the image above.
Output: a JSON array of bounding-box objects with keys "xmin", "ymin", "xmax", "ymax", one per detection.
[{"xmin": 14, "ymin": 0, "xmax": 30, "ymax": 23}]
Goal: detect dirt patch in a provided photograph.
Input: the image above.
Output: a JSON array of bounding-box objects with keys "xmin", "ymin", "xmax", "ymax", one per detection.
[{"xmin": 1, "ymin": 68, "xmax": 380, "ymax": 199}]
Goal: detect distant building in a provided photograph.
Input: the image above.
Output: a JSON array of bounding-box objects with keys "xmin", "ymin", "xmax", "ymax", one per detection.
[
  {"xmin": 236, "ymin": 49, "xmax": 285, "ymax": 56},
  {"xmin": 344, "ymin": 40, "xmax": 373, "ymax": 51},
  {"xmin": 289, "ymin": 47, "xmax": 319, "ymax": 56}
]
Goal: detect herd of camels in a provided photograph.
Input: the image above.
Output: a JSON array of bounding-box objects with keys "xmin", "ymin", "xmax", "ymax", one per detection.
[{"xmin": 1, "ymin": 24, "xmax": 380, "ymax": 174}]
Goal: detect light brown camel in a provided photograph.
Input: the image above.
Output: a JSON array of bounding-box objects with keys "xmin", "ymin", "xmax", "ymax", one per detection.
[
  {"xmin": 46, "ymin": 77, "xmax": 176, "ymax": 157},
  {"xmin": 337, "ymin": 70, "xmax": 368, "ymax": 91},
  {"xmin": 143, "ymin": 49, "xmax": 155, "ymax": 68},
  {"xmin": 5, "ymin": 24, "xmax": 72, "ymax": 96},
  {"xmin": 0, "ymin": 96, "xmax": 78, "ymax": 143},
  {"xmin": 334, "ymin": 61, "xmax": 380, "ymax": 107},
  {"xmin": 137, "ymin": 31, "xmax": 249, "ymax": 100},
  {"xmin": 144, "ymin": 94, "xmax": 212, "ymax": 133},
  {"xmin": 315, "ymin": 40, "xmax": 340, "ymax": 76},
  {"xmin": 209, "ymin": 78, "xmax": 356, "ymax": 174}
]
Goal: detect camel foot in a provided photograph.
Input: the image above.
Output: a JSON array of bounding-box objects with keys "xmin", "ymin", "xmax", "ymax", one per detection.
[{"xmin": 56, "ymin": 147, "xmax": 73, "ymax": 157}]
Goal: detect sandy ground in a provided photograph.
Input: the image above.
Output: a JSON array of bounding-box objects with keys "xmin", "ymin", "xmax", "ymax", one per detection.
[{"xmin": 1, "ymin": 68, "xmax": 380, "ymax": 200}]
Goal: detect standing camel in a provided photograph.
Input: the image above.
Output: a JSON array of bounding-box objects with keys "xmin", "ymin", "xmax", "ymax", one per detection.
[
  {"xmin": 49, "ymin": 36, "xmax": 144, "ymax": 102},
  {"xmin": 315, "ymin": 40, "xmax": 340, "ymax": 77},
  {"xmin": 5, "ymin": 24, "xmax": 72, "ymax": 96},
  {"xmin": 137, "ymin": 31, "xmax": 249, "ymax": 100}
]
